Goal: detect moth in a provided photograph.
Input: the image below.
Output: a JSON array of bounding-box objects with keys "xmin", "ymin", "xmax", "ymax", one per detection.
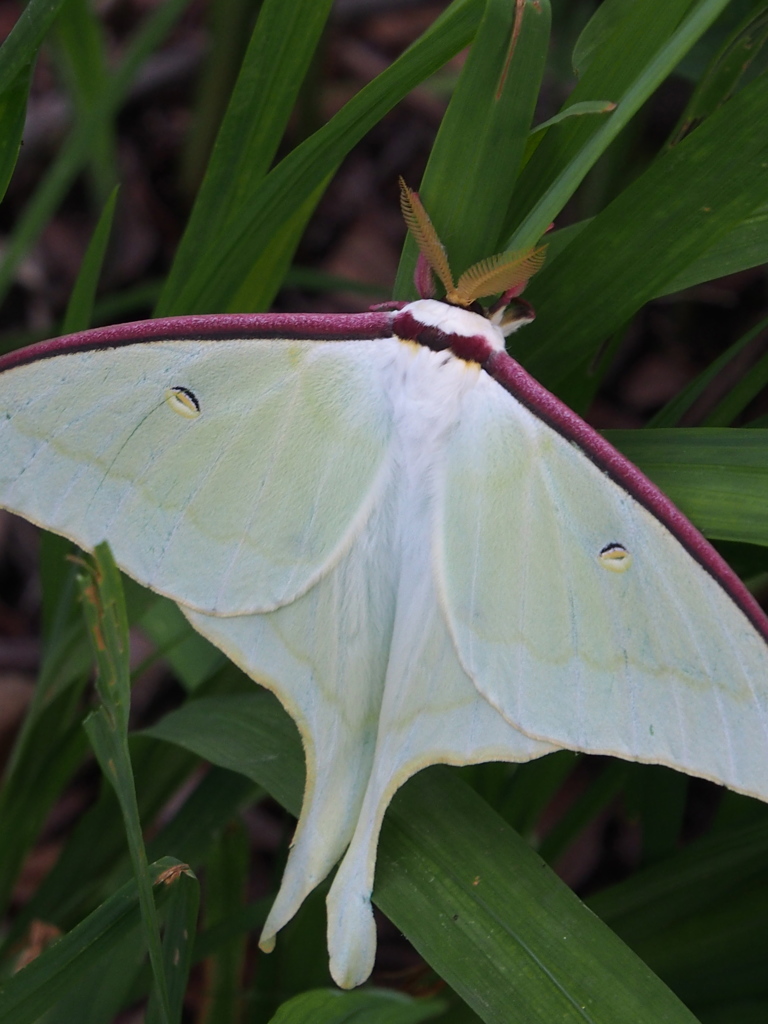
[{"xmin": 1, "ymin": 183, "xmax": 766, "ymax": 987}]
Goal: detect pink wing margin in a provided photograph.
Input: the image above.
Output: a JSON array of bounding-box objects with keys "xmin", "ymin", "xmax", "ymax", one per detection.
[{"xmin": 0, "ymin": 311, "xmax": 395, "ymax": 372}]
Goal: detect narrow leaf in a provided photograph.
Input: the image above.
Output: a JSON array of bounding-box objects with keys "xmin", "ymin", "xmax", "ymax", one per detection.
[
  {"xmin": 529, "ymin": 99, "xmax": 617, "ymax": 135},
  {"xmin": 0, "ymin": 0, "xmax": 69, "ymax": 95},
  {"xmin": 668, "ymin": 5, "xmax": 768, "ymax": 143},
  {"xmin": 61, "ymin": 186, "xmax": 118, "ymax": 335},
  {"xmin": 703, "ymin": 349, "xmax": 768, "ymax": 427},
  {"xmin": 199, "ymin": 822, "xmax": 249, "ymax": 1024},
  {"xmin": 376, "ymin": 768, "xmax": 699, "ymax": 1024},
  {"xmin": 648, "ymin": 314, "xmax": 768, "ymax": 428},
  {"xmin": 0, "ymin": 64, "xmax": 32, "ymax": 204},
  {"xmin": 506, "ymin": 0, "xmax": 732, "ymax": 251},
  {"xmin": 146, "ymin": 868, "xmax": 199, "ymax": 1024},
  {"xmin": 53, "ymin": 0, "xmax": 116, "ymax": 199},
  {"xmin": 162, "ymin": 0, "xmax": 335, "ymax": 305},
  {"xmin": 157, "ymin": 0, "xmax": 485, "ymax": 314},
  {"xmin": 0, "ymin": 0, "xmax": 192, "ymax": 308},
  {"xmin": 516, "ymin": 69, "xmax": 768, "ymax": 395},
  {"xmin": 79, "ymin": 544, "xmax": 172, "ymax": 1024},
  {"xmin": 0, "ymin": 858, "xmax": 186, "ymax": 1024}
]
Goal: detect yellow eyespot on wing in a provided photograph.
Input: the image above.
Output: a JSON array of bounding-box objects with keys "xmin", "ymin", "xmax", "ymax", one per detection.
[
  {"xmin": 598, "ymin": 542, "xmax": 632, "ymax": 573},
  {"xmin": 166, "ymin": 386, "xmax": 200, "ymax": 418}
]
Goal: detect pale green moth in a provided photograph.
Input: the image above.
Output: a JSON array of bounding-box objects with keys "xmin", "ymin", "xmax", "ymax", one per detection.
[{"xmin": 0, "ymin": 186, "xmax": 767, "ymax": 987}]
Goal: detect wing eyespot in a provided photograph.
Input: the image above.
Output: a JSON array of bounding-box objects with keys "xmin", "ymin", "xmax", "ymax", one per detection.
[
  {"xmin": 598, "ymin": 542, "xmax": 632, "ymax": 573},
  {"xmin": 165, "ymin": 386, "xmax": 200, "ymax": 419}
]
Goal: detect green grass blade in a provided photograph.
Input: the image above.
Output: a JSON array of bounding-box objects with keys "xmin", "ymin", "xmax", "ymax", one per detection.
[
  {"xmin": 0, "ymin": 537, "xmax": 93, "ymax": 916},
  {"xmin": 0, "ymin": 0, "xmax": 192, "ymax": 309},
  {"xmin": 179, "ymin": 0, "xmax": 258, "ymax": 194},
  {"xmin": 53, "ymin": 0, "xmax": 116, "ymax": 200},
  {"xmin": 111, "ymin": 0, "xmax": 194, "ymax": 98},
  {"xmin": 393, "ymin": 0, "xmax": 551, "ymax": 299},
  {"xmin": 254, "ymin": 880, "xmax": 336, "ymax": 1017},
  {"xmin": 587, "ymin": 819, "xmax": 768, "ymax": 941},
  {"xmin": 155, "ymin": 0, "xmax": 484, "ymax": 315},
  {"xmin": 668, "ymin": 4, "xmax": 768, "ymax": 144},
  {"xmin": 607, "ymin": 428, "xmax": 768, "ymax": 545},
  {"xmin": 226, "ymin": 178, "xmax": 328, "ymax": 313},
  {"xmin": 3, "ymin": 535, "xmax": 88, "ymax": 782},
  {"xmin": 587, "ymin": 816, "xmax": 768, "ymax": 1010},
  {"xmin": 61, "ymin": 186, "xmax": 118, "ymax": 335},
  {"xmin": 0, "ymin": 64, "xmax": 32, "ymax": 204},
  {"xmin": 702, "ymin": 350, "xmax": 768, "ymax": 426},
  {"xmin": 530, "ymin": 99, "xmax": 617, "ymax": 135},
  {"xmin": 146, "ymin": 867, "xmax": 200, "ymax": 1024},
  {"xmin": 85, "ymin": 712, "xmax": 172, "ymax": 1019},
  {"xmin": 515, "ymin": 69, "xmax": 768, "ymax": 395},
  {"xmin": 506, "ymin": 0, "xmax": 732, "ymax": 251},
  {"xmin": 647, "ymin": 314, "xmax": 768, "ymax": 427},
  {"xmin": 266, "ymin": 988, "xmax": 446, "ymax": 1024},
  {"xmin": 6, "ymin": 753, "xmax": 254, "ymax": 953},
  {"xmin": 0, "ymin": 0, "xmax": 69, "ymax": 95},
  {"xmin": 496, "ymin": 751, "xmax": 578, "ymax": 838},
  {"xmin": 0, "ymin": 128, "xmax": 93, "ymax": 307},
  {"xmin": 0, "ymin": 693, "xmax": 87, "ymax": 917},
  {"xmin": 198, "ymin": 821, "xmax": 249, "ymax": 1024},
  {"xmin": 138, "ymin": 596, "xmax": 225, "ymax": 691},
  {"xmin": 79, "ymin": 544, "xmax": 172, "ymax": 1024},
  {"xmin": 0, "ymin": 857, "xmax": 185, "ymax": 1024},
  {"xmin": 44, "ymin": 927, "xmax": 146, "ymax": 1024},
  {"xmin": 161, "ymin": 0, "xmax": 335, "ymax": 311}
]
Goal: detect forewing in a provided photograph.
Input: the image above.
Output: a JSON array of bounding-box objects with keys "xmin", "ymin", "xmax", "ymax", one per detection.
[
  {"xmin": 0, "ymin": 337, "xmax": 397, "ymax": 614},
  {"xmin": 437, "ymin": 372, "xmax": 768, "ymax": 800}
]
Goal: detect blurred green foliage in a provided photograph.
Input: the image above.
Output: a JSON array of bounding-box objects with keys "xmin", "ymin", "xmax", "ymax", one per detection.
[{"xmin": 1, "ymin": 1, "xmax": 767, "ymax": 1021}]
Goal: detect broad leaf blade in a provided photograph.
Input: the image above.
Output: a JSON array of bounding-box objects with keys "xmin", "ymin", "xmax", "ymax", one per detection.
[
  {"xmin": 377, "ymin": 767, "xmax": 700, "ymax": 1024},
  {"xmin": 394, "ymin": 0, "xmax": 551, "ymax": 298},
  {"xmin": 660, "ymin": 203, "xmax": 768, "ymax": 294},
  {"xmin": 144, "ymin": 694, "xmax": 699, "ymax": 1023},
  {"xmin": 608, "ymin": 428, "xmax": 768, "ymax": 545},
  {"xmin": 266, "ymin": 988, "xmax": 445, "ymax": 1024}
]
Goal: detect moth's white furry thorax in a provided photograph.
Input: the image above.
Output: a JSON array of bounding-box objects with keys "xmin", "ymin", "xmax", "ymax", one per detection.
[{"xmin": 403, "ymin": 298, "xmax": 507, "ymax": 352}]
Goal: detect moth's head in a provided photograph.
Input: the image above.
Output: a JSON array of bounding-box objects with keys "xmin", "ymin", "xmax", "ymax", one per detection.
[{"xmin": 399, "ymin": 178, "xmax": 547, "ymax": 338}]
